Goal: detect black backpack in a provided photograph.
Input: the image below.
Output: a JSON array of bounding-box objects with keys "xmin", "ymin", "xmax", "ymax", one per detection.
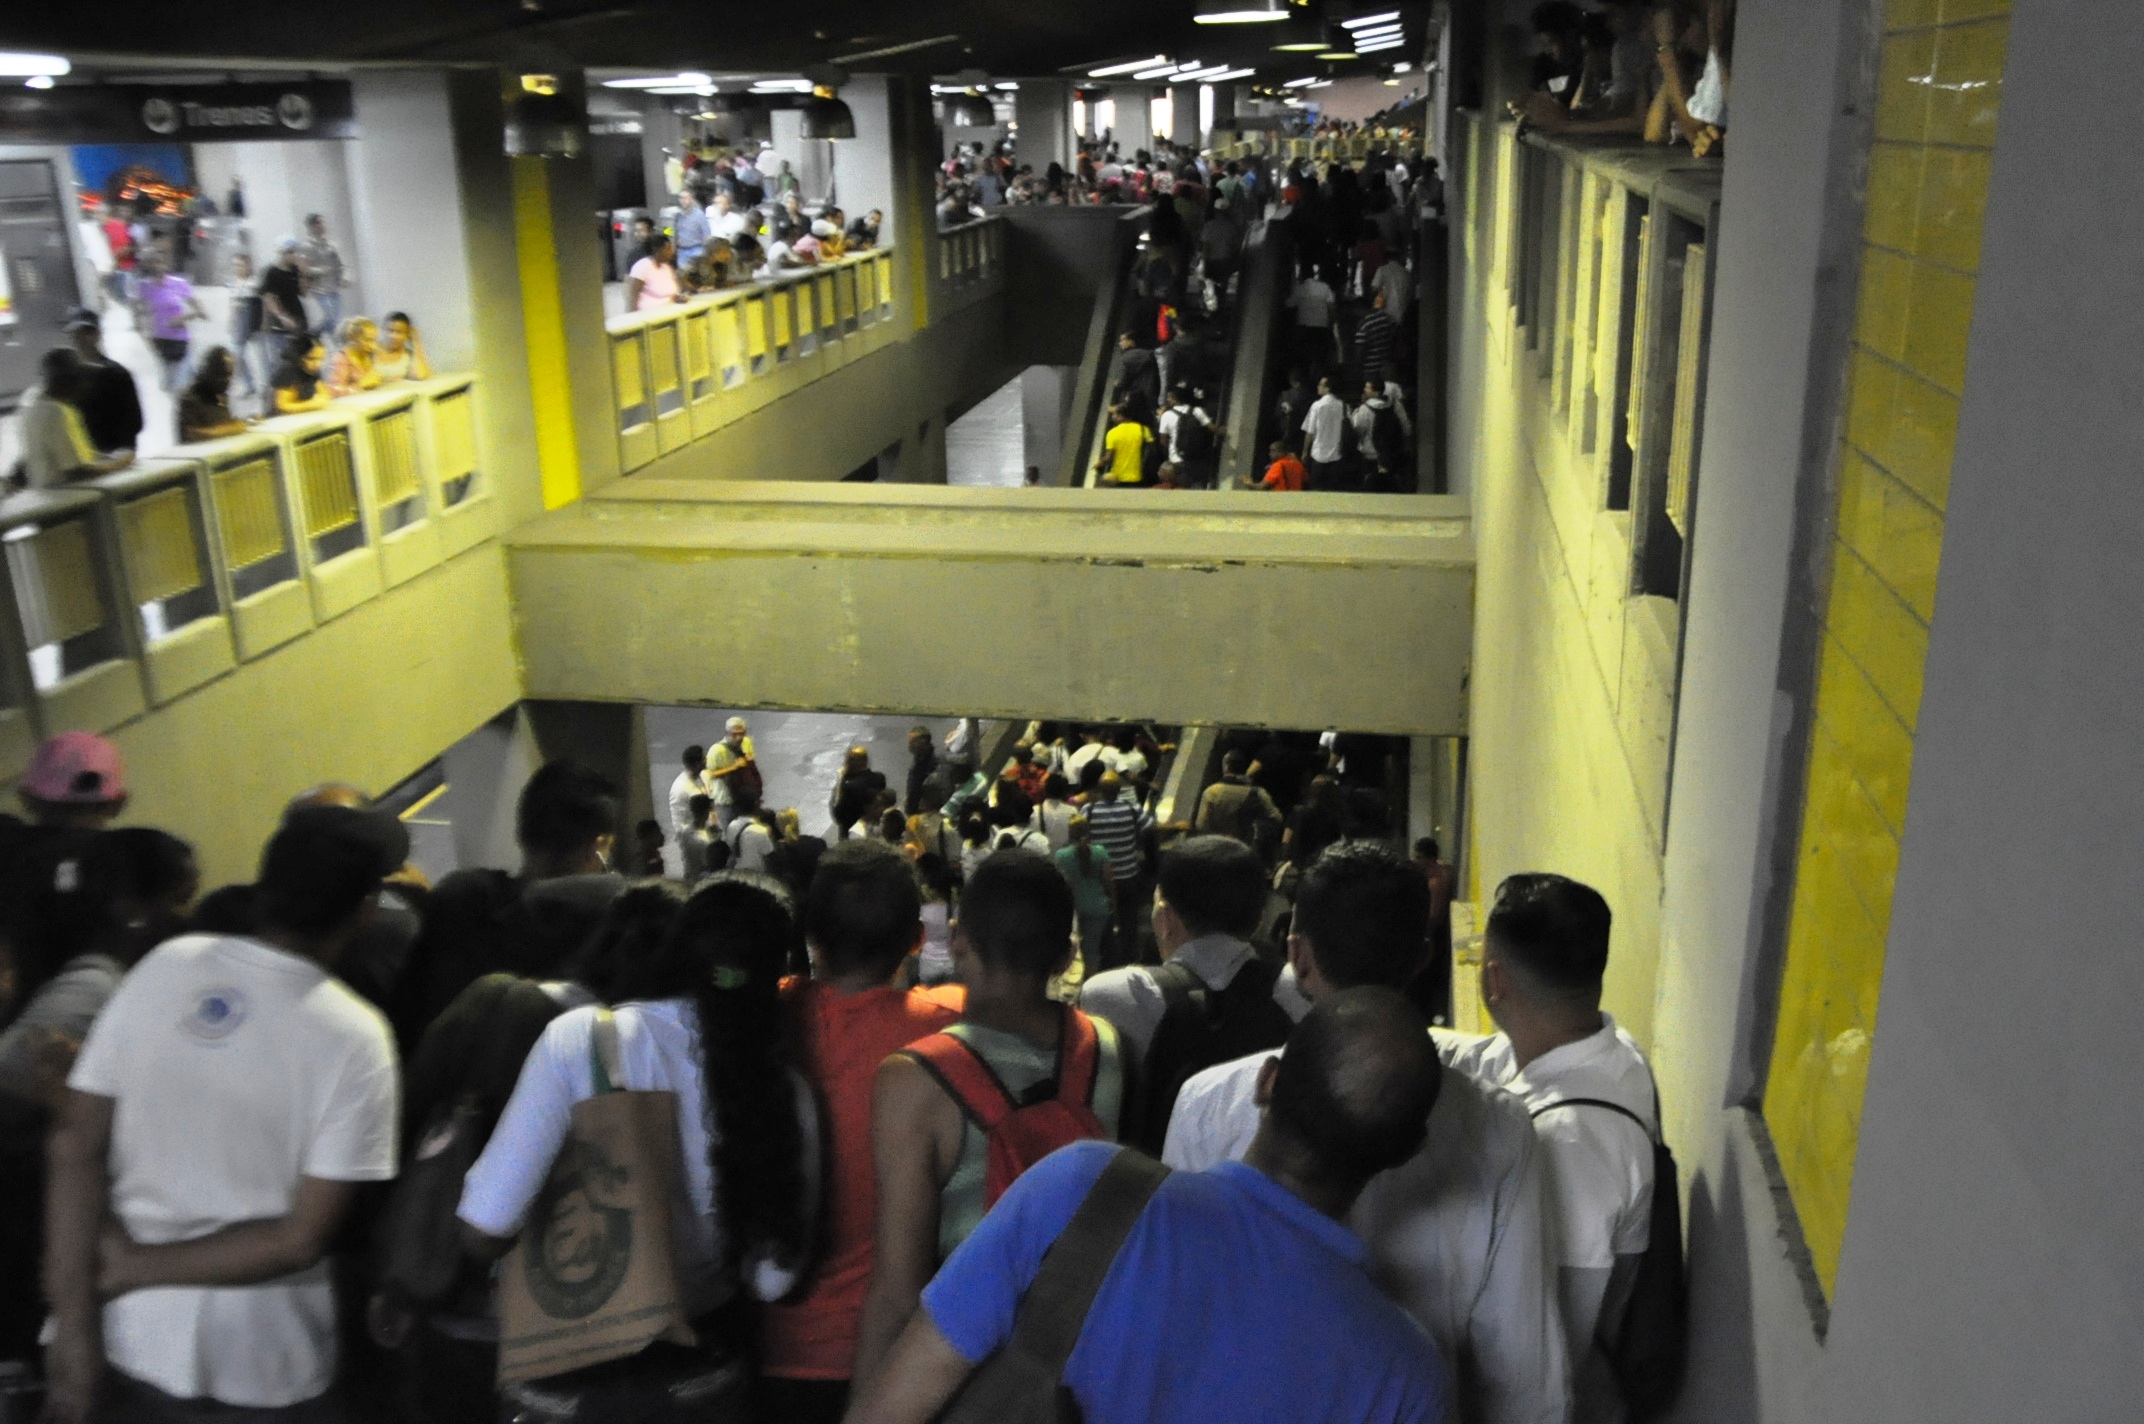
[
  {"xmin": 1126, "ymin": 958, "xmax": 1294, "ymax": 1155},
  {"xmin": 1530, "ymin": 1095, "xmax": 1688, "ymax": 1420},
  {"xmin": 1175, "ymin": 410, "xmax": 1216, "ymax": 462}
]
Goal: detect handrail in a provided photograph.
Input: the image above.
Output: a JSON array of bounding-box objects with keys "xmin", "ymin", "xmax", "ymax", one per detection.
[
  {"xmin": 0, "ymin": 374, "xmax": 489, "ymax": 756},
  {"xmin": 601, "ymin": 245, "xmax": 913, "ymax": 476}
]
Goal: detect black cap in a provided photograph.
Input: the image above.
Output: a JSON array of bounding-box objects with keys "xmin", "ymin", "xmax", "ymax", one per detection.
[
  {"xmin": 61, "ymin": 306, "xmax": 100, "ymax": 332},
  {"xmin": 256, "ymin": 804, "xmax": 410, "ymax": 932}
]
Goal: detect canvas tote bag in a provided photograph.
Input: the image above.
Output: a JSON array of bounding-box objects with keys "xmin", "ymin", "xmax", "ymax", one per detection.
[{"xmin": 495, "ymin": 1009, "xmax": 699, "ymax": 1384}]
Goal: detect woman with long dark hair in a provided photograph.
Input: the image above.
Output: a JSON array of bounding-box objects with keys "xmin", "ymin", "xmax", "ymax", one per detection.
[{"xmin": 458, "ymin": 873, "xmax": 820, "ymax": 1421}]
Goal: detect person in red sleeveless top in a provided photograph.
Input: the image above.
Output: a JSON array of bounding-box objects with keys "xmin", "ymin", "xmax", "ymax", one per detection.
[
  {"xmin": 760, "ymin": 841, "xmax": 962, "ymax": 1424},
  {"xmin": 849, "ymin": 850, "xmax": 1125, "ymax": 1390}
]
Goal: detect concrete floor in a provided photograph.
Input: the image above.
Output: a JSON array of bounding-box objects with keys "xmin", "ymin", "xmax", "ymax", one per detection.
[{"xmin": 643, "ymin": 706, "xmax": 971, "ymax": 873}]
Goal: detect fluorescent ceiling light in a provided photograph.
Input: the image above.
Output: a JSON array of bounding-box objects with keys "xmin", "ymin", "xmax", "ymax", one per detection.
[
  {"xmin": 997, "ymin": 82, "xmax": 1020, "ymax": 90},
  {"xmin": 26, "ymin": 74, "xmax": 55, "ymax": 89},
  {"xmin": 1203, "ymin": 68, "xmax": 1257, "ymax": 81},
  {"xmin": 1195, "ymin": 0, "xmax": 1289, "ymax": 22},
  {"xmin": 1358, "ymin": 37, "xmax": 1407, "ymax": 52},
  {"xmin": 1340, "ymin": 10, "xmax": 1401, "ymax": 27},
  {"xmin": 0, "ymin": 52, "xmax": 70, "ymax": 78},
  {"xmin": 1089, "ymin": 55, "xmax": 1170, "ymax": 77},
  {"xmin": 1394, "ymin": 61, "xmax": 1413, "ymax": 73},
  {"xmin": 1133, "ymin": 65, "xmax": 1181, "ymax": 79},
  {"xmin": 1283, "ymin": 76, "xmax": 1322, "ymax": 88},
  {"xmin": 1174, "ymin": 60, "xmax": 1210, "ymax": 73},
  {"xmin": 749, "ymin": 78, "xmax": 814, "ymax": 92},
  {"xmin": 601, "ymin": 71, "xmax": 711, "ymax": 89},
  {"xmin": 1353, "ymin": 24, "xmax": 1404, "ymax": 41}
]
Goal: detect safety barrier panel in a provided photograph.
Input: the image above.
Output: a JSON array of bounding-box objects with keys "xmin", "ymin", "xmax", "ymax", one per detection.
[
  {"xmin": 0, "ymin": 375, "xmax": 489, "ymax": 749},
  {"xmin": 605, "ymin": 246, "xmax": 905, "ymax": 475}
]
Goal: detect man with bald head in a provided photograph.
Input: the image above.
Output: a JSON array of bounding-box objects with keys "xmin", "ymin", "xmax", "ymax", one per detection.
[{"xmin": 847, "ymin": 989, "xmax": 1451, "ymax": 1424}]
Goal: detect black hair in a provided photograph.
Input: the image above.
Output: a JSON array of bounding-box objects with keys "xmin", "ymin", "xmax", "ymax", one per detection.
[
  {"xmin": 384, "ymin": 310, "xmax": 412, "ymax": 327},
  {"xmin": 645, "ymin": 874, "xmax": 809, "ymax": 1288},
  {"xmin": 1077, "ymin": 759, "xmax": 1106, "ymax": 793},
  {"xmin": 636, "ymin": 819, "xmax": 664, "ymax": 844},
  {"xmin": 1042, "ymin": 772, "xmax": 1071, "ymax": 802},
  {"xmin": 958, "ymin": 850, "xmax": 1073, "ymax": 978},
  {"xmin": 1414, "ymin": 837, "xmax": 1441, "ymax": 861},
  {"xmin": 1269, "ymin": 987, "xmax": 1440, "ymax": 1180},
  {"xmin": 803, "ymin": 838, "xmax": 921, "ymax": 979},
  {"xmin": 1344, "ymin": 786, "xmax": 1391, "ymax": 838},
  {"xmin": 878, "ymin": 806, "xmax": 908, "ymax": 842},
  {"xmin": 990, "ymin": 783, "xmax": 1034, "ymax": 829},
  {"xmin": 1294, "ymin": 841, "xmax": 1430, "ymax": 990},
  {"xmin": 683, "ymin": 744, "xmax": 707, "ymax": 770},
  {"xmin": 689, "ymin": 793, "xmax": 714, "ymax": 821},
  {"xmin": 1156, "ymin": 835, "xmax": 1266, "ymax": 940},
  {"xmin": 1222, "ymin": 749, "xmax": 1249, "ymax": 775},
  {"xmin": 1485, "ymin": 873, "xmax": 1612, "ymax": 995},
  {"xmin": 516, "ymin": 760, "xmax": 620, "ymax": 861},
  {"xmin": 577, "ymin": 879, "xmax": 690, "ymax": 1004}
]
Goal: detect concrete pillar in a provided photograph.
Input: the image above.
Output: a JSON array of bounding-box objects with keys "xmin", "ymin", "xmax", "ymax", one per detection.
[
  {"xmin": 1022, "ymin": 365, "xmax": 1076, "ymax": 484},
  {"xmin": 1170, "ymin": 85, "xmax": 1201, "ymax": 150},
  {"xmin": 441, "ymin": 707, "xmax": 537, "ymax": 872},
  {"xmin": 1014, "ymin": 81, "xmax": 1075, "ymax": 175},
  {"xmin": 348, "ymin": 72, "xmax": 475, "ymax": 369},
  {"xmin": 882, "ymin": 77, "xmax": 941, "ymax": 331},
  {"xmin": 832, "ymin": 77, "xmax": 900, "ymax": 248},
  {"xmin": 1114, "ymin": 85, "xmax": 1153, "ymax": 155},
  {"xmin": 897, "ymin": 416, "xmax": 950, "ymax": 484}
]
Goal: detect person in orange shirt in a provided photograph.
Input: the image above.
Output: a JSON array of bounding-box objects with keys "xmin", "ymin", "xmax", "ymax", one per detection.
[
  {"xmin": 1246, "ymin": 438, "xmax": 1307, "ymax": 492},
  {"xmin": 761, "ymin": 840, "xmax": 963, "ymax": 1424}
]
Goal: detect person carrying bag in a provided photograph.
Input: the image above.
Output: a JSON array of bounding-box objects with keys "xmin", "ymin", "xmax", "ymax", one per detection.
[{"xmin": 456, "ymin": 876, "xmax": 823, "ymax": 1424}]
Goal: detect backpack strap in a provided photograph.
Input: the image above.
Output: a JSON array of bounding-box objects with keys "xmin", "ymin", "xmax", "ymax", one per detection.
[
  {"xmin": 1530, "ymin": 1096, "xmax": 1655, "ymax": 1143},
  {"xmin": 588, "ymin": 1008, "xmax": 622, "ymax": 1096},
  {"xmin": 904, "ymin": 1032, "xmax": 1019, "ymax": 1133},
  {"xmin": 1150, "ymin": 960, "xmax": 1206, "ymax": 1019},
  {"xmin": 1007, "ymin": 1149, "xmax": 1170, "ymax": 1373},
  {"xmin": 1056, "ymin": 1008, "xmax": 1102, "ymax": 1109}
]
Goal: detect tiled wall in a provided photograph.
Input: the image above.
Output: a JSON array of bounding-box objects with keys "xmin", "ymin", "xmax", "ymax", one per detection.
[{"xmin": 1763, "ymin": 0, "xmax": 2009, "ymax": 1297}]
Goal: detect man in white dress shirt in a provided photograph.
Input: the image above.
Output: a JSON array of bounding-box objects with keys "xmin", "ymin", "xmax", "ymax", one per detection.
[
  {"xmin": 1166, "ymin": 842, "xmax": 1569, "ymax": 1424},
  {"xmin": 669, "ymin": 744, "xmax": 712, "ymax": 837},
  {"xmin": 1440, "ymin": 872, "xmax": 1658, "ymax": 1424}
]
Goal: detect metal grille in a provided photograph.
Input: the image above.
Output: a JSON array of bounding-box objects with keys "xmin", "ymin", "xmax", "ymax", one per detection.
[
  {"xmin": 9, "ymin": 519, "xmax": 104, "ymax": 646},
  {"xmin": 368, "ymin": 407, "xmax": 423, "ymax": 508},
  {"xmin": 212, "ymin": 456, "xmax": 287, "ymax": 569},
  {"xmin": 681, "ymin": 309, "xmax": 715, "ymax": 398},
  {"xmin": 745, "ymin": 297, "xmax": 769, "ymax": 359},
  {"xmin": 836, "ymin": 267, "xmax": 857, "ymax": 324},
  {"xmin": 431, "ymin": 390, "xmax": 476, "ymax": 480},
  {"xmin": 770, "ymin": 287, "xmax": 793, "ymax": 349},
  {"xmin": 296, "ymin": 431, "xmax": 361, "ymax": 540},
  {"xmin": 816, "ymin": 274, "xmax": 837, "ymax": 332},
  {"xmin": 1627, "ymin": 213, "xmax": 1655, "ymax": 453},
  {"xmin": 612, "ymin": 333, "xmax": 649, "ymax": 430},
  {"xmin": 118, "ymin": 486, "xmax": 204, "ymax": 605},
  {"xmin": 715, "ymin": 304, "xmax": 747, "ymax": 386},
  {"xmin": 1666, "ymin": 245, "xmax": 1708, "ymax": 536},
  {"xmin": 648, "ymin": 324, "xmax": 683, "ymax": 413}
]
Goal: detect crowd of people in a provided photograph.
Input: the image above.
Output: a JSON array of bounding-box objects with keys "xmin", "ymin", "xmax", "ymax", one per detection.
[
  {"xmin": 1513, "ymin": 0, "xmax": 1734, "ymax": 155},
  {"xmin": 8, "ymin": 209, "xmax": 434, "ymax": 492},
  {"xmin": 618, "ymin": 150, "xmax": 886, "ymax": 315},
  {"xmin": 0, "ymin": 710, "xmax": 1674, "ymax": 1424}
]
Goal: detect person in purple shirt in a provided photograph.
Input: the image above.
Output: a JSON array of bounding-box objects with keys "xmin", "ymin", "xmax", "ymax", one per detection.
[
  {"xmin": 846, "ymin": 988, "xmax": 1452, "ymax": 1424},
  {"xmin": 133, "ymin": 249, "xmax": 207, "ymax": 391}
]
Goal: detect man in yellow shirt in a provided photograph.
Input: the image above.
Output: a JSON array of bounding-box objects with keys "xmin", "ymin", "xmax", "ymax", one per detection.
[{"xmin": 1094, "ymin": 405, "xmax": 1154, "ymax": 486}]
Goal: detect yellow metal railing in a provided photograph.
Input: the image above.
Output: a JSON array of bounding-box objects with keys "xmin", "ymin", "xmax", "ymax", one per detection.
[
  {"xmin": 117, "ymin": 486, "xmax": 204, "ymax": 606},
  {"xmin": 295, "ymin": 431, "xmax": 361, "ymax": 541},
  {"xmin": 431, "ymin": 390, "xmax": 477, "ymax": 491},
  {"xmin": 603, "ymin": 245, "xmax": 911, "ymax": 473},
  {"xmin": 212, "ymin": 456, "xmax": 287, "ymax": 570},
  {"xmin": 12, "ymin": 519, "xmax": 106, "ymax": 647}
]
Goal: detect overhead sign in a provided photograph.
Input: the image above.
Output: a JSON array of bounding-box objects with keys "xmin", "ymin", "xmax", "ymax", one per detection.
[{"xmin": 0, "ymin": 81, "xmax": 356, "ymax": 145}]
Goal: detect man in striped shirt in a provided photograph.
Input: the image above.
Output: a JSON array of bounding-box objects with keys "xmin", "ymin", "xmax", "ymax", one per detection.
[{"xmin": 1082, "ymin": 772, "xmax": 1153, "ymax": 970}]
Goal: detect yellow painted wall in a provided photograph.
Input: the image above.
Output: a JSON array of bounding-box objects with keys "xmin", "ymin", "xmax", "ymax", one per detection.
[
  {"xmin": 510, "ymin": 156, "xmax": 583, "ymax": 511},
  {"xmin": 1763, "ymin": 0, "xmax": 2010, "ymax": 1296},
  {"xmin": 106, "ymin": 546, "xmax": 522, "ymax": 887}
]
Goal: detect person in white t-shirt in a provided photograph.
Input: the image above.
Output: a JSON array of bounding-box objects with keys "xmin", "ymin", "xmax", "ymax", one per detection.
[
  {"xmin": 44, "ymin": 804, "xmax": 406, "ymax": 1422},
  {"xmin": 725, "ymin": 801, "xmax": 778, "ymax": 874},
  {"xmin": 708, "ymin": 717, "xmax": 758, "ymax": 831},
  {"xmin": 670, "ymin": 744, "xmax": 713, "ymax": 837},
  {"xmin": 1165, "ymin": 843, "xmax": 1570, "ymax": 1424},
  {"xmin": 1440, "ymin": 872, "xmax": 1657, "ymax": 1424}
]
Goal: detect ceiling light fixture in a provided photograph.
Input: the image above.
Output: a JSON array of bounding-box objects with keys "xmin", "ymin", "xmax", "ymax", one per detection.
[
  {"xmin": 1088, "ymin": 55, "xmax": 1171, "ymax": 77},
  {"xmin": 26, "ymin": 74, "xmax": 55, "ymax": 89},
  {"xmin": 600, "ymin": 71, "xmax": 711, "ymax": 89},
  {"xmin": 942, "ymin": 90, "xmax": 996, "ymax": 126},
  {"xmin": 1202, "ymin": 68, "xmax": 1257, "ymax": 81},
  {"xmin": 1393, "ymin": 61, "xmax": 1414, "ymax": 73},
  {"xmin": 1353, "ymin": 23, "xmax": 1404, "ymax": 41},
  {"xmin": 0, "ymin": 52, "xmax": 69, "ymax": 79},
  {"xmin": 1283, "ymin": 76, "xmax": 1322, "ymax": 88},
  {"xmin": 1194, "ymin": 0, "xmax": 1290, "ymax": 23},
  {"xmin": 1357, "ymin": 36, "xmax": 1407, "ymax": 52},
  {"xmin": 1133, "ymin": 64, "xmax": 1182, "ymax": 80}
]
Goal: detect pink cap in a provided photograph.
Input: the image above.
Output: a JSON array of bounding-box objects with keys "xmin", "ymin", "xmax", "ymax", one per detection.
[{"xmin": 21, "ymin": 732, "xmax": 126, "ymax": 804}]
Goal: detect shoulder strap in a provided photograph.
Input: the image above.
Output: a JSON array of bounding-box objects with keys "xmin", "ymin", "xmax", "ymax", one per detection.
[
  {"xmin": 1008, "ymin": 1150, "xmax": 1170, "ymax": 1372},
  {"xmin": 1057, "ymin": 1008, "xmax": 1101, "ymax": 1107},
  {"xmin": 589, "ymin": 1009, "xmax": 622, "ymax": 1096},
  {"xmin": 905, "ymin": 1032, "xmax": 1019, "ymax": 1133},
  {"xmin": 1150, "ymin": 960, "xmax": 1203, "ymax": 1015},
  {"xmin": 1529, "ymin": 1096, "xmax": 1654, "ymax": 1140}
]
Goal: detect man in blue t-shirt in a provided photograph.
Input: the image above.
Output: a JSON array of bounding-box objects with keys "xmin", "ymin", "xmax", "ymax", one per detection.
[{"xmin": 845, "ymin": 988, "xmax": 1452, "ymax": 1424}]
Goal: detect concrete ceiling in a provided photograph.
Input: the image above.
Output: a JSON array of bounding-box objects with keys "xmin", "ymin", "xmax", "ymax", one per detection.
[{"xmin": 2, "ymin": 0, "xmax": 1424, "ymax": 84}]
